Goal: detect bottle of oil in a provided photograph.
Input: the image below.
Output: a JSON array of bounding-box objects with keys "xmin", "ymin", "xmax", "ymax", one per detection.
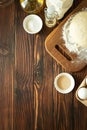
[{"xmin": 20, "ymin": 0, "xmax": 45, "ymax": 14}]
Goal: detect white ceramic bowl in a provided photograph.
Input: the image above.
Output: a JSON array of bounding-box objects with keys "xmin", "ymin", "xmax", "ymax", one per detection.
[
  {"xmin": 23, "ymin": 14, "xmax": 43, "ymax": 34},
  {"xmin": 54, "ymin": 73, "xmax": 75, "ymax": 94}
]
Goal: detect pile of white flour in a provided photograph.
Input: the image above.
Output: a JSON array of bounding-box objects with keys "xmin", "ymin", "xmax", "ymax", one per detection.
[{"xmin": 62, "ymin": 9, "xmax": 87, "ymax": 62}]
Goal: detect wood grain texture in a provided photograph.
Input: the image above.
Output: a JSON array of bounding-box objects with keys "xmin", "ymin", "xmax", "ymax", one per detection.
[
  {"xmin": 0, "ymin": 0, "xmax": 87, "ymax": 130},
  {"xmin": 0, "ymin": 3, "xmax": 15, "ymax": 130}
]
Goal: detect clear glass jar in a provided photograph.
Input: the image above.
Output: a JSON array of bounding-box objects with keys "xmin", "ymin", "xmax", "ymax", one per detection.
[
  {"xmin": 0, "ymin": 0, "xmax": 14, "ymax": 7},
  {"xmin": 20, "ymin": 0, "xmax": 44, "ymax": 14},
  {"xmin": 44, "ymin": 6, "xmax": 58, "ymax": 28}
]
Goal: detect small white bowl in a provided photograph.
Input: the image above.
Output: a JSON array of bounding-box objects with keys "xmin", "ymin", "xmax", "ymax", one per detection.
[
  {"xmin": 54, "ymin": 73, "xmax": 75, "ymax": 94},
  {"xmin": 23, "ymin": 14, "xmax": 43, "ymax": 34}
]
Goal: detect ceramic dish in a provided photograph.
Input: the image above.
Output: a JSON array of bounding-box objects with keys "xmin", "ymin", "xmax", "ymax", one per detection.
[
  {"xmin": 23, "ymin": 14, "xmax": 43, "ymax": 34},
  {"xmin": 54, "ymin": 73, "xmax": 75, "ymax": 94}
]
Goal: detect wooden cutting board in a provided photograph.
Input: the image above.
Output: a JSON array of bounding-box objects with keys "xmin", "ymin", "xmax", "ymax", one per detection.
[{"xmin": 45, "ymin": 0, "xmax": 87, "ymax": 72}]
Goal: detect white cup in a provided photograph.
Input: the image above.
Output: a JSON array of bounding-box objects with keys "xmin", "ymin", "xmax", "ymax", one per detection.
[{"xmin": 54, "ymin": 73, "xmax": 75, "ymax": 94}]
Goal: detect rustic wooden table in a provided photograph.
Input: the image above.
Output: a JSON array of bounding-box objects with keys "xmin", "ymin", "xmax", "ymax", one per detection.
[{"xmin": 0, "ymin": 0, "xmax": 87, "ymax": 130}]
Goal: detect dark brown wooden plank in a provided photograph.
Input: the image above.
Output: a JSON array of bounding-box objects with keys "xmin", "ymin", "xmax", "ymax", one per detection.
[
  {"xmin": 0, "ymin": 0, "xmax": 87, "ymax": 130},
  {"xmin": 14, "ymin": 1, "xmax": 35, "ymax": 130},
  {"xmin": 0, "ymin": 2, "xmax": 15, "ymax": 130},
  {"xmin": 14, "ymin": 0, "xmax": 87, "ymax": 130}
]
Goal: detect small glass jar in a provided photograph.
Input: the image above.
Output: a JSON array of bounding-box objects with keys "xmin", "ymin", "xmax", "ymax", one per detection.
[{"xmin": 44, "ymin": 6, "xmax": 58, "ymax": 28}]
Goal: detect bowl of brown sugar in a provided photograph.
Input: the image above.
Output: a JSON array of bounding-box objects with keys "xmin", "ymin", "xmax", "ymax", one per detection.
[{"xmin": 54, "ymin": 73, "xmax": 75, "ymax": 94}]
